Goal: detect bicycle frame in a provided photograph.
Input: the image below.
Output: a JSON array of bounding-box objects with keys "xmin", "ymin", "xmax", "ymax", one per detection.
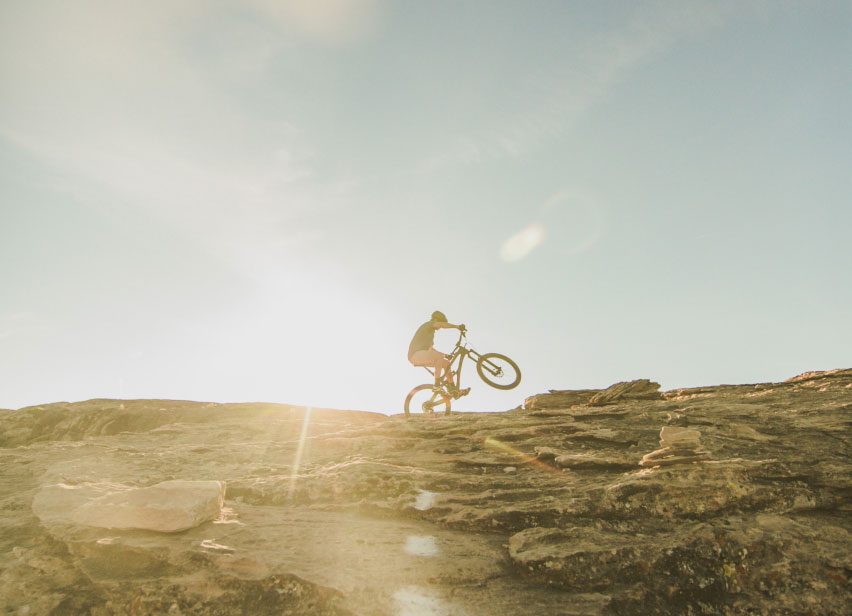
[{"xmin": 421, "ymin": 330, "xmax": 485, "ymax": 390}]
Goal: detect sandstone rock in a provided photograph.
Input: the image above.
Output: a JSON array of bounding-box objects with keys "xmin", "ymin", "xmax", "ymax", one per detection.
[
  {"xmin": 639, "ymin": 448, "xmax": 711, "ymax": 467},
  {"xmin": 553, "ymin": 453, "xmax": 636, "ymax": 471},
  {"xmin": 34, "ymin": 480, "xmax": 225, "ymax": 533},
  {"xmin": 588, "ymin": 379, "xmax": 662, "ymax": 406},
  {"xmin": 508, "ymin": 525, "xmax": 680, "ymax": 590},
  {"xmin": 533, "ymin": 446, "xmax": 560, "ymax": 461},
  {"xmin": 639, "ymin": 426, "xmax": 710, "ymax": 467},
  {"xmin": 556, "ymin": 459, "xmax": 824, "ymax": 521},
  {"xmin": 785, "ymin": 368, "xmax": 852, "ymax": 383},
  {"xmin": 524, "ymin": 389, "xmax": 599, "ymax": 410},
  {"xmin": 509, "ymin": 518, "xmax": 850, "ymax": 615},
  {"xmin": 728, "ymin": 423, "xmax": 774, "ymax": 442},
  {"xmin": 2, "ymin": 369, "xmax": 850, "ymax": 615},
  {"xmin": 0, "ymin": 400, "xmax": 384, "ymax": 448},
  {"xmin": 568, "ymin": 427, "xmax": 637, "ymax": 446},
  {"xmin": 658, "ymin": 426, "xmax": 701, "ymax": 450}
]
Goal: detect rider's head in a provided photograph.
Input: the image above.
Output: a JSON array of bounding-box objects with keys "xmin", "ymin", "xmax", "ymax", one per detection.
[{"xmin": 431, "ymin": 310, "xmax": 447, "ymax": 323}]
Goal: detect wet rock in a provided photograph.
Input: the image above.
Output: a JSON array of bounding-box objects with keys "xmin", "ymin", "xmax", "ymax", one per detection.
[{"xmin": 588, "ymin": 379, "xmax": 663, "ymax": 406}]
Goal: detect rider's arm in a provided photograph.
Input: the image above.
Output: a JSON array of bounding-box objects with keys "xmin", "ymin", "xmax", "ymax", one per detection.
[{"xmin": 435, "ymin": 322, "xmax": 463, "ymax": 330}]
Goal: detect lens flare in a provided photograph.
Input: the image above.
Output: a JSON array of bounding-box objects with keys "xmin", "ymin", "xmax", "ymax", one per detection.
[
  {"xmin": 500, "ymin": 191, "xmax": 604, "ymax": 264},
  {"xmin": 414, "ymin": 490, "xmax": 438, "ymax": 511},
  {"xmin": 483, "ymin": 437, "xmax": 558, "ymax": 472},
  {"xmin": 288, "ymin": 406, "xmax": 313, "ymax": 498},
  {"xmin": 403, "ymin": 535, "xmax": 439, "ymax": 557},
  {"xmin": 500, "ymin": 222, "xmax": 546, "ymax": 262}
]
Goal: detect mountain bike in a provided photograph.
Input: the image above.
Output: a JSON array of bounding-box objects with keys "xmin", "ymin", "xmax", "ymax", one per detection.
[{"xmin": 404, "ymin": 327, "xmax": 521, "ymax": 417}]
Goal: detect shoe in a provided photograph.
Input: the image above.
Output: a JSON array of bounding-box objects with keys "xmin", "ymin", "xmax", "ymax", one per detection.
[{"xmin": 454, "ymin": 387, "xmax": 470, "ymax": 399}]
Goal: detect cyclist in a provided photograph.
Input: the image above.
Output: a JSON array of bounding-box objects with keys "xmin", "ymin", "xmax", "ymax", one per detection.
[{"xmin": 408, "ymin": 311, "xmax": 469, "ymax": 396}]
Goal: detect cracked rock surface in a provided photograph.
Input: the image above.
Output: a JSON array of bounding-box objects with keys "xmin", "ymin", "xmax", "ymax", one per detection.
[{"xmin": 1, "ymin": 369, "xmax": 850, "ymax": 614}]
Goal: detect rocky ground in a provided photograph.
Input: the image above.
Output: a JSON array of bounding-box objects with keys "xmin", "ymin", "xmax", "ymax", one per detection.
[{"xmin": 0, "ymin": 369, "xmax": 849, "ymax": 615}]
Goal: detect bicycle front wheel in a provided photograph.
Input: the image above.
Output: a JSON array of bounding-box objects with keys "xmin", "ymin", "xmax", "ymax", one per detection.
[
  {"xmin": 404, "ymin": 384, "xmax": 451, "ymax": 417},
  {"xmin": 476, "ymin": 353, "xmax": 521, "ymax": 390}
]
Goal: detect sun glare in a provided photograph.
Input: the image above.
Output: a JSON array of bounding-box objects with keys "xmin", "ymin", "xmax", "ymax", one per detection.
[
  {"xmin": 484, "ymin": 437, "xmax": 558, "ymax": 473},
  {"xmin": 288, "ymin": 406, "xmax": 312, "ymax": 498},
  {"xmin": 500, "ymin": 222, "xmax": 546, "ymax": 262}
]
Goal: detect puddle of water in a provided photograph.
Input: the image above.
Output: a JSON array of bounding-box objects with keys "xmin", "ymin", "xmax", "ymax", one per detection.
[
  {"xmin": 404, "ymin": 535, "xmax": 438, "ymax": 557},
  {"xmin": 414, "ymin": 490, "xmax": 438, "ymax": 511},
  {"xmin": 393, "ymin": 586, "xmax": 454, "ymax": 616}
]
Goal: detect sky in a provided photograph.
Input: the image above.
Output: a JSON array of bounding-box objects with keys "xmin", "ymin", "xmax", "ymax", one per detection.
[{"xmin": 1, "ymin": 0, "xmax": 850, "ymax": 413}]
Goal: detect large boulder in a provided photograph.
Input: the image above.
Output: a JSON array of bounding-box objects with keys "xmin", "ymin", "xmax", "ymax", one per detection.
[{"xmin": 33, "ymin": 480, "xmax": 225, "ymax": 533}]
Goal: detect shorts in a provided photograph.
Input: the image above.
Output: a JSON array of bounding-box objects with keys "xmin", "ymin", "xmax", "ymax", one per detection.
[{"xmin": 409, "ymin": 348, "xmax": 449, "ymax": 368}]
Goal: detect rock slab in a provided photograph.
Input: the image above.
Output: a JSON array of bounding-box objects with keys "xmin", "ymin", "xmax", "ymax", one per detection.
[
  {"xmin": 524, "ymin": 389, "xmax": 600, "ymax": 410},
  {"xmin": 640, "ymin": 426, "xmax": 711, "ymax": 467},
  {"xmin": 34, "ymin": 480, "xmax": 225, "ymax": 533},
  {"xmin": 588, "ymin": 379, "xmax": 662, "ymax": 406},
  {"xmin": 3, "ymin": 368, "xmax": 850, "ymax": 615}
]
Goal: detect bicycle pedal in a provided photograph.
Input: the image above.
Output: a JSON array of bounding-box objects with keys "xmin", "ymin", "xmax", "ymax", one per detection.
[{"xmin": 448, "ymin": 388, "xmax": 467, "ymax": 399}]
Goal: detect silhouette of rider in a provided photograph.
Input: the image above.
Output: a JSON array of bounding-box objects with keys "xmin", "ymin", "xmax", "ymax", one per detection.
[{"xmin": 408, "ymin": 311, "xmax": 468, "ymax": 395}]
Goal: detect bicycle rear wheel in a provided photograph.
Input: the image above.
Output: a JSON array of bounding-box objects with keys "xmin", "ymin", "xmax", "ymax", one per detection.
[
  {"xmin": 404, "ymin": 384, "xmax": 451, "ymax": 417},
  {"xmin": 476, "ymin": 353, "xmax": 521, "ymax": 390}
]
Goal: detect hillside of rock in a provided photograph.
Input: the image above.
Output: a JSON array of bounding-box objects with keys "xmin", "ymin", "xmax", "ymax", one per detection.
[{"xmin": 1, "ymin": 369, "xmax": 849, "ymax": 615}]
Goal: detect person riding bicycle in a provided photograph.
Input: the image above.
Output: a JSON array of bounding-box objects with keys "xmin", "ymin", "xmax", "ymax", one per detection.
[{"xmin": 408, "ymin": 311, "xmax": 470, "ymax": 396}]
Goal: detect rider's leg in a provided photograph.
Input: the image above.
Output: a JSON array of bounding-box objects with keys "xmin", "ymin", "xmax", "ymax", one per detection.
[
  {"xmin": 438, "ymin": 361, "xmax": 458, "ymax": 392},
  {"xmin": 431, "ymin": 351, "xmax": 454, "ymax": 387},
  {"xmin": 411, "ymin": 349, "xmax": 450, "ymax": 386},
  {"xmin": 436, "ymin": 355, "xmax": 451, "ymax": 386}
]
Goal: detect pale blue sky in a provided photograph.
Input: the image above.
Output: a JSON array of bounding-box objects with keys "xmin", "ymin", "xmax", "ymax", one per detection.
[{"xmin": 1, "ymin": 0, "xmax": 850, "ymax": 412}]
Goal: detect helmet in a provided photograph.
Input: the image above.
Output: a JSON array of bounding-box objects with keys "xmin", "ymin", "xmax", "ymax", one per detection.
[{"xmin": 431, "ymin": 310, "xmax": 447, "ymax": 323}]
